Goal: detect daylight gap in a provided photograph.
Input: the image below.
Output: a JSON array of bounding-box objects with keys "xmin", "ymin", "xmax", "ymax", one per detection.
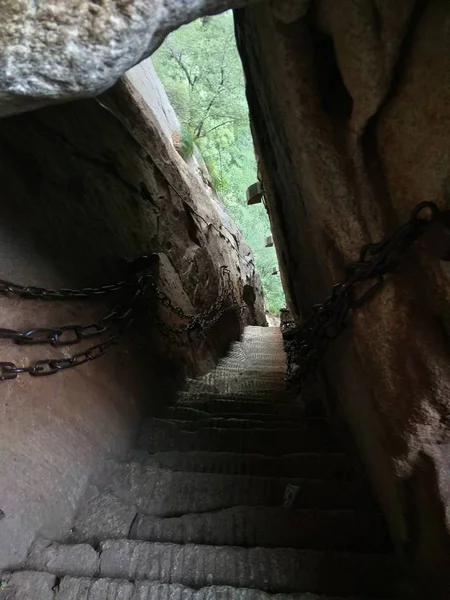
[{"xmin": 152, "ymin": 10, "xmax": 286, "ymax": 315}]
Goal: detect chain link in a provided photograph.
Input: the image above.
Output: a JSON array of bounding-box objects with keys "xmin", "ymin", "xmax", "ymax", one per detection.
[
  {"xmin": 282, "ymin": 201, "xmax": 439, "ymax": 385},
  {"xmin": 0, "ymin": 258, "xmax": 245, "ymax": 381}
]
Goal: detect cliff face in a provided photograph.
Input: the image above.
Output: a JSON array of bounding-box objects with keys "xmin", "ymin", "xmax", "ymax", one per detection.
[
  {"xmin": 235, "ymin": 1, "xmax": 450, "ymax": 594},
  {"xmin": 0, "ymin": 68, "xmax": 265, "ymax": 570}
]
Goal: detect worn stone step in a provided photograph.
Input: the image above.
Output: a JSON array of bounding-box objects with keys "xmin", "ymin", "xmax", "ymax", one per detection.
[
  {"xmin": 188, "ymin": 378, "xmax": 288, "ymax": 396},
  {"xmin": 92, "ymin": 462, "xmax": 371, "ymax": 516},
  {"xmin": 2, "ymin": 571, "xmax": 389, "ymax": 600},
  {"xmin": 176, "ymin": 393, "xmax": 300, "ymax": 410},
  {"xmin": 213, "ymin": 356, "xmax": 285, "ymax": 366},
  {"xmin": 180, "ymin": 385, "xmax": 296, "ymax": 402},
  {"xmin": 199, "ymin": 368, "xmax": 286, "ymax": 382},
  {"xmin": 229, "ymin": 349, "xmax": 284, "ymax": 360},
  {"xmin": 163, "ymin": 406, "xmax": 306, "ymax": 424},
  {"xmin": 60, "ymin": 578, "xmax": 393, "ymax": 600},
  {"xmin": 161, "ymin": 417, "xmax": 310, "ymax": 431},
  {"xmin": 70, "ymin": 495, "xmax": 387, "ymax": 552},
  {"xmin": 202, "ymin": 375, "xmax": 286, "ymax": 386},
  {"xmin": 138, "ymin": 421, "xmax": 336, "ymax": 455},
  {"xmin": 130, "ymin": 507, "xmax": 389, "ymax": 552},
  {"xmin": 127, "ymin": 450, "xmax": 356, "ymax": 480},
  {"xmin": 225, "ymin": 340, "xmax": 284, "ymax": 352},
  {"xmin": 0, "ymin": 571, "xmax": 57, "ymax": 600},
  {"xmin": 26, "ymin": 539, "xmax": 397, "ymax": 597},
  {"xmin": 214, "ymin": 351, "xmax": 284, "ymax": 358},
  {"xmin": 199, "ymin": 369, "xmax": 286, "ymax": 382},
  {"xmin": 243, "ymin": 325, "xmax": 282, "ymax": 337},
  {"xmin": 219, "ymin": 344, "xmax": 285, "ymax": 356}
]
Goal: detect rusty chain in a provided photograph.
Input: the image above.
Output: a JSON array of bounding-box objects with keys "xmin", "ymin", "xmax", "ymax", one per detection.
[
  {"xmin": 282, "ymin": 201, "xmax": 440, "ymax": 385},
  {"xmin": 4, "ymin": 201, "xmax": 435, "ymax": 383},
  {"xmin": 0, "ymin": 256, "xmax": 245, "ymax": 381}
]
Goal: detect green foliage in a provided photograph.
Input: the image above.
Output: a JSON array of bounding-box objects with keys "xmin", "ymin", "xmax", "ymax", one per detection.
[
  {"xmin": 203, "ymin": 155, "xmax": 222, "ymax": 191},
  {"xmin": 153, "ymin": 11, "xmax": 285, "ymax": 315},
  {"xmin": 180, "ymin": 127, "xmax": 196, "ymax": 159}
]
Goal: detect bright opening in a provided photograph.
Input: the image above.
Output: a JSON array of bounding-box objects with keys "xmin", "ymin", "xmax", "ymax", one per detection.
[{"xmin": 153, "ymin": 11, "xmax": 286, "ymax": 315}]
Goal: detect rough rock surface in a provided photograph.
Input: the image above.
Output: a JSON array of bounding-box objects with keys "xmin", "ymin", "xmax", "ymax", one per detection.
[
  {"xmin": 235, "ymin": 0, "xmax": 450, "ymax": 596},
  {"xmin": 0, "ymin": 0, "xmax": 266, "ymax": 116},
  {"xmin": 0, "ymin": 66, "xmax": 264, "ymax": 570}
]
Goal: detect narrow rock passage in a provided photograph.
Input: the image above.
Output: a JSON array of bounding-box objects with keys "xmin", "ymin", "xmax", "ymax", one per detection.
[{"xmin": 1, "ymin": 327, "xmax": 400, "ymax": 599}]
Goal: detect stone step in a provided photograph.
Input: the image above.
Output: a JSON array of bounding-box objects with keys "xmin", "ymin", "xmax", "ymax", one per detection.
[
  {"xmin": 93, "ymin": 462, "xmax": 371, "ymax": 516},
  {"xmin": 199, "ymin": 368, "xmax": 286, "ymax": 381},
  {"xmin": 25, "ymin": 540, "xmax": 398, "ymax": 597},
  {"xmin": 184, "ymin": 388, "xmax": 289, "ymax": 401},
  {"xmin": 127, "ymin": 450, "xmax": 356, "ymax": 480},
  {"xmin": 162, "ymin": 406, "xmax": 306, "ymax": 423},
  {"xmin": 130, "ymin": 507, "xmax": 389, "ymax": 552},
  {"xmin": 3, "ymin": 571, "xmax": 390, "ymax": 599},
  {"xmin": 70, "ymin": 496, "xmax": 387, "ymax": 553},
  {"xmin": 220, "ymin": 345, "xmax": 285, "ymax": 357},
  {"xmin": 227, "ymin": 349, "xmax": 284, "ymax": 359},
  {"xmin": 188, "ymin": 378, "xmax": 288, "ymax": 396},
  {"xmin": 180, "ymin": 386, "xmax": 296, "ymax": 402},
  {"xmin": 161, "ymin": 417, "xmax": 310, "ymax": 431},
  {"xmin": 212, "ymin": 357, "xmax": 286, "ymax": 367},
  {"xmin": 243, "ymin": 325, "xmax": 282, "ymax": 336},
  {"xmin": 176, "ymin": 392, "xmax": 300, "ymax": 408},
  {"xmin": 138, "ymin": 422, "xmax": 336, "ymax": 455}
]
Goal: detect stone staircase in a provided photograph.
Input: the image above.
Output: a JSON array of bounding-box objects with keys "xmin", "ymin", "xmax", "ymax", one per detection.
[{"xmin": 1, "ymin": 326, "xmax": 401, "ymax": 599}]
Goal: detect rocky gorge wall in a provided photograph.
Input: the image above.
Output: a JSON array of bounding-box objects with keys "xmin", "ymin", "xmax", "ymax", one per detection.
[
  {"xmin": 235, "ymin": 1, "xmax": 450, "ymax": 596},
  {"xmin": 0, "ymin": 64, "xmax": 265, "ymax": 570}
]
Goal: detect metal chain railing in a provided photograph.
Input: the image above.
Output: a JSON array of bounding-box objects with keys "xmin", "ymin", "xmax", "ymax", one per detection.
[
  {"xmin": 282, "ymin": 201, "xmax": 441, "ymax": 385},
  {"xmin": 0, "ymin": 256, "xmax": 246, "ymax": 381}
]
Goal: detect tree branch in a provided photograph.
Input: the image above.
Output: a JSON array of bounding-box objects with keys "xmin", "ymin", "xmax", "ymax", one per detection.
[
  {"xmin": 196, "ymin": 120, "xmax": 236, "ymax": 139},
  {"xmin": 167, "ymin": 44, "xmax": 197, "ymax": 90}
]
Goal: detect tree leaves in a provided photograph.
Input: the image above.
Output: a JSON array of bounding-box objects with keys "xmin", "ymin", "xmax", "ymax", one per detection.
[{"xmin": 153, "ymin": 12, "xmax": 285, "ymax": 314}]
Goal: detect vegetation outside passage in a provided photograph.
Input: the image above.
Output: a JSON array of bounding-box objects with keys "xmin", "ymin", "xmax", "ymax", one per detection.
[{"xmin": 153, "ymin": 12, "xmax": 285, "ymax": 314}]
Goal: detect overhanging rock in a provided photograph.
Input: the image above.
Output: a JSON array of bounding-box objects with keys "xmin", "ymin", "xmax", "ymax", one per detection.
[{"xmin": 0, "ymin": 0, "xmax": 266, "ymax": 117}]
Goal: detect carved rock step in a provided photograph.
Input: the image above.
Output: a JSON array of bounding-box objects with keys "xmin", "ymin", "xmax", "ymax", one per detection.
[
  {"xmin": 243, "ymin": 325, "xmax": 283, "ymax": 337},
  {"xmin": 2, "ymin": 572, "xmax": 390, "ymax": 600},
  {"xmin": 127, "ymin": 450, "xmax": 356, "ymax": 480},
  {"xmin": 199, "ymin": 370, "xmax": 286, "ymax": 383},
  {"xmin": 130, "ymin": 507, "xmax": 389, "ymax": 552},
  {"xmin": 199, "ymin": 367, "xmax": 287, "ymax": 380},
  {"xmin": 138, "ymin": 422, "xmax": 336, "ymax": 455},
  {"xmin": 218, "ymin": 343, "xmax": 284, "ymax": 354},
  {"xmin": 25, "ymin": 540, "xmax": 398, "ymax": 597},
  {"xmin": 175, "ymin": 394, "xmax": 302, "ymax": 414},
  {"xmin": 70, "ymin": 495, "xmax": 387, "ymax": 552},
  {"xmin": 160, "ymin": 417, "xmax": 312, "ymax": 431},
  {"xmin": 93, "ymin": 462, "xmax": 372, "ymax": 516},
  {"xmin": 225, "ymin": 350, "xmax": 285, "ymax": 361},
  {"xmin": 186, "ymin": 381, "xmax": 289, "ymax": 397},
  {"xmin": 163, "ymin": 406, "xmax": 306, "ymax": 423},
  {"xmin": 208, "ymin": 361, "xmax": 286, "ymax": 371},
  {"xmin": 213, "ymin": 355, "xmax": 286, "ymax": 366},
  {"xmin": 227, "ymin": 335, "xmax": 283, "ymax": 347}
]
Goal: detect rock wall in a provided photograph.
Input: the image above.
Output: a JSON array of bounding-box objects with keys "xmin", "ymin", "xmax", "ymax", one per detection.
[
  {"xmin": 0, "ymin": 70, "xmax": 265, "ymax": 570},
  {"xmin": 235, "ymin": 1, "xmax": 450, "ymax": 596}
]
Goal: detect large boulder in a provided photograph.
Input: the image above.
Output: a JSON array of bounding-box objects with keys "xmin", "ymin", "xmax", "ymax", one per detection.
[
  {"xmin": 0, "ymin": 0, "xmax": 265, "ymax": 117},
  {"xmin": 235, "ymin": 0, "xmax": 450, "ymax": 596}
]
